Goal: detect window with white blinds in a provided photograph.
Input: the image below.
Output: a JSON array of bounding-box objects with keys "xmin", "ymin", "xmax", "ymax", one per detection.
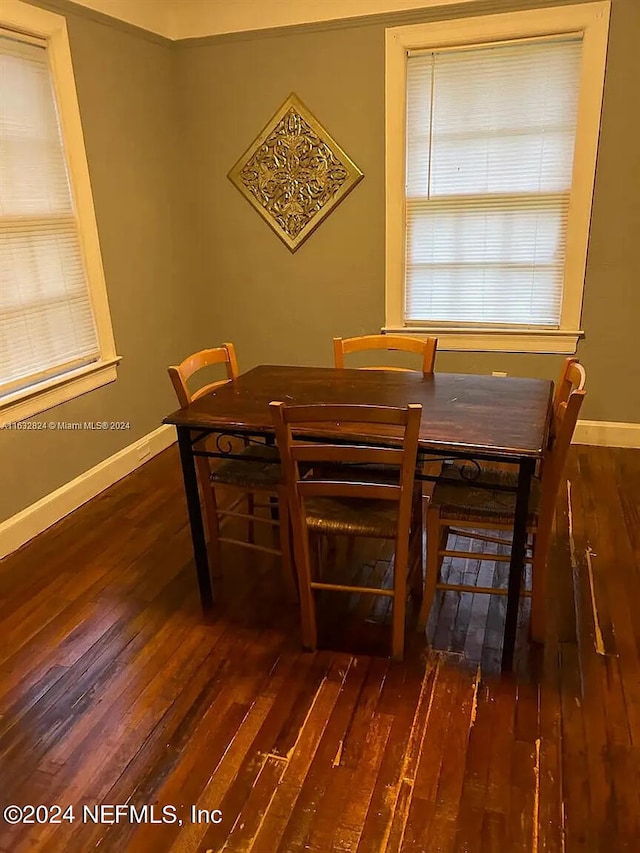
[
  {"xmin": 405, "ymin": 37, "xmax": 582, "ymax": 328},
  {"xmin": 385, "ymin": 4, "xmax": 610, "ymax": 352},
  {"xmin": 0, "ymin": 32, "xmax": 100, "ymax": 399}
]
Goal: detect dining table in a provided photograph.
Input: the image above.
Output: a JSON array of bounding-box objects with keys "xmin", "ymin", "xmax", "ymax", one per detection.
[{"xmin": 163, "ymin": 364, "xmax": 553, "ymax": 671}]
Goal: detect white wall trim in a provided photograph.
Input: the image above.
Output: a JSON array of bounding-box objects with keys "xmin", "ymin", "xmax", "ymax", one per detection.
[
  {"xmin": 0, "ymin": 359, "xmax": 121, "ymax": 426},
  {"xmin": 573, "ymin": 420, "xmax": 640, "ymax": 448},
  {"xmin": 1, "ymin": 2, "xmax": 121, "ymax": 423},
  {"xmin": 382, "ymin": 327, "xmax": 582, "ymax": 354},
  {"xmin": 0, "ymin": 424, "xmax": 175, "ymax": 561},
  {"xmin": 68, "ymin": 0, "xmax": 483, "ymax": 41},
  {"xmin": 385, "ymin": 3, "xmax": 611, "ymax": 341}
]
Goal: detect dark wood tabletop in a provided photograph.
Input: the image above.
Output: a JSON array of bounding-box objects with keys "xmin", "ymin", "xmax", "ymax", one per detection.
[{"xmin": 164, "ymin": 365, "xmax": 553, "ymax": 459}]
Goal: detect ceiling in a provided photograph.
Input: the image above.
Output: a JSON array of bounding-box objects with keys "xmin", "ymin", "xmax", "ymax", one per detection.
[{"xmin": 68, "ymin": 0, "xmax": 477, "ymax": 40}]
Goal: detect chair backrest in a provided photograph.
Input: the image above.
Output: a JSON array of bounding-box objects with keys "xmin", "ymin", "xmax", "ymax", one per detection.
[
  {"xmin": 553, "ymin": 357, "xmax": 586, "ymax": 417},
  {"xmin": 539, "ymin": 380, "xmax": 586, "ymax": 524},
  {"xmin": 270, "ymin": 402, "xmax": 422, "ymax": 551},
  {"xmin": 168, "ymin": 343, "xmax": 239, "ymax": 407},
  {"xmin": 333, "ymin": 334, "xmax": 437, "ymax": 376}
]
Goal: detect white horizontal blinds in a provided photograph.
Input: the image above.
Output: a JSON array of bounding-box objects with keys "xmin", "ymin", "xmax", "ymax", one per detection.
[
  {"xmin": 405, "ymin": 38, "xmax": 582, "ymax": 327},
  {"xmin": 0, "ymin": 34, "xmax": 99, "ymax": 397}
]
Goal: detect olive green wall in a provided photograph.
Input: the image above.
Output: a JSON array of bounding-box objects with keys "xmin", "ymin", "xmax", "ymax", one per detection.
[
  {"xmin": 176, "ymin": 0, "xmax": 640, "ymax": 424},
  {"xmin": 0, "ymin": 7, "xmax": 188, "ymax": 523}
]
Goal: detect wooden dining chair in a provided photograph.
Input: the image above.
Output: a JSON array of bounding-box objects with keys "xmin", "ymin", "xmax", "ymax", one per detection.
[
  {"xmin": 333, "ymin": 334, "xmax": 437, "ymax": 376},
  {"xmin": 168, "ymin": 344, "xmax": 295, "ymax": 598},
  {"xmin": 271, "ymin": 401, "xmax": 424, "ymax": 660},
  {"xmin": 417, "ymin": 358, "xmax": 586, "ymax": 645}
]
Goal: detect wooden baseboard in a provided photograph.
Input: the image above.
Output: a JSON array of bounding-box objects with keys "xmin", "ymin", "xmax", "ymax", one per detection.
[
  {"xmin": 573, "ymin": 419, "xmax": 640, "ymax": 448},
  {"xmin": 0, "ymin": 424, "xmax": 175, "ymax": 561}
]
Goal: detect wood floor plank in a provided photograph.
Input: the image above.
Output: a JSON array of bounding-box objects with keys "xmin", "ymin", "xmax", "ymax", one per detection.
[
  {"xmin": 453, "ymin": 680, "xmax": 495, "ymax": 853},
  {"xmin": 270, "ymin": 656, "xmax": 371, "ymax": 852},
  {"xmin": 559, "ymin": 642, "xmax": 591, "ymax": 851},
  {"xmin": 350, "ymin": 656, "xmax": 427, "ymax": 852},
  {"xmin": 248, "ymin": 655, "xmax": 352, "ymax": 853},
  {"xmin": 1, "ymin": 445, "xmax": 639, "ymax": 852},
  {"xmin": 297, "ymin": 659, "xmax": 391, "ymax": 852},
  {"xmin": 332, "ymin": 711, "xmax": 394, "ymax": 852},
  {"xmin": 399, "ymin": 666, "xmax": 476, "ymax": 852},
  {"xmin": 80, "ymin": 630, "xmax": 290, "ymax": 852}
]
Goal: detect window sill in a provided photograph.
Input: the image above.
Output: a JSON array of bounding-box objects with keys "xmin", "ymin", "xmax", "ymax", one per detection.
[
  {"xmin": 382, "ymin": 328, "xmax": 583, "ymax": 354},
  {"xmin": 0, "ymin": 358, "xmax": 121, "ymax": 426}
]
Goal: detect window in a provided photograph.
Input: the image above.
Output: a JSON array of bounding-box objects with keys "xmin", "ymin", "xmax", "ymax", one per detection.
[
  {"xmin": 385, "ymin": 3, "xmax": 610, "ymax": 353},
  {"xmin": 0, "ymin": 1, "xmax": 118, "ymax": 424}
]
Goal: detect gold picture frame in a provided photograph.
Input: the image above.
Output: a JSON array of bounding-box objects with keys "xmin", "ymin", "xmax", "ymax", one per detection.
[{"xmin": 228, "ymin": 93, "xmax": 364, "ymax": 252}]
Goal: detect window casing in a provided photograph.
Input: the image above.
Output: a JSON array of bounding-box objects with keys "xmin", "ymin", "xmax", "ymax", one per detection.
[
  {"xmin": 385, "ymin": 3, "xmax": 610, "ymax": 353},
  {"xmin": 0, "ymin": 1, "xmax": 119, "ymax": 425}
]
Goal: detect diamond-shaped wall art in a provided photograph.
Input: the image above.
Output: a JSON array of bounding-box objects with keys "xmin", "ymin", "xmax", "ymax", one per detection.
[{"xmin": 228, "ymin": 94, "xmax": 364, "ymax": 252}]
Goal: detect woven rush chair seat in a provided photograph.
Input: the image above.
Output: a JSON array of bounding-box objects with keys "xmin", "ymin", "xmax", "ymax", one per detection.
[
  {"xmin": 432, "ymin": 462, "xmax": 541, "ymax": 525},
  {"xmin": 211, "ymin": 444, "xmax": 281, "ymax": 489},
  {"xmin": 305, "ymin": 496, "xmax": 400, "ymax": 538}
]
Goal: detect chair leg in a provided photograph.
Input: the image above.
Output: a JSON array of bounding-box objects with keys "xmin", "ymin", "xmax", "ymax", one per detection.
[
  {"xmin": 247, "ymin": 492, "xmax": 255, "ymax": 543},
  {"xmin": 392, "ymin": 541, "xmax": 408, "ymax": 662},
  {"xmin": 277, "ymin": 487, "xmax": 298, "ymax": 603},
  {"xmin": 293, "ymin": 521, "xmax": 317, "ymax": 651},
  {"xmin": 409, "ymin": 500, "xmax": 424, "ymax": 602},
  {"xmin": 417, "ymin": 506, "xmax": 443, "ymax": 631},
  {"xmin": 205, "ymin": 488, "xmax": 223, "ymax": 579},
  {"xmin": 314, "ymin": 534, "xmax": 325, "ymax": 581},
  {"xmin": 325, "ymin": 536, "xmax": 338, "ymax": 573},
  {"xmin": 345, "ymin": 534, "xmax": 356, "ymax": 567},
  {"xmin": 270, "ymin": 494, "xmax": 280, "ymax": 548},
  {"xmin": 410, "ymin": 541, "xmax": 424, "ymax": 601}
]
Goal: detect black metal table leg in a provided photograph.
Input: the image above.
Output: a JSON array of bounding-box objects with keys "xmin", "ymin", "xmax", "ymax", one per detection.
[
  {"xmin": 177, "ymin": 426, "xmax": 214, "ymax": 615},
  {"xmin": 502, "ymin": 456, "xmax": 536, "ymax": 671}
]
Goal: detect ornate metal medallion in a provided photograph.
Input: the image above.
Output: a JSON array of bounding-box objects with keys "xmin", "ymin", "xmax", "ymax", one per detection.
[{"xmin": 228, "ymin": 94, "xmax": 363, "ymax": 252}]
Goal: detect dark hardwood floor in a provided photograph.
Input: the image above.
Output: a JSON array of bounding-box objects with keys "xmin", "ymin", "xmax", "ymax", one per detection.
[{"xmin": 0, "ymin": 444, "xmax": 639, "ymax": 852}]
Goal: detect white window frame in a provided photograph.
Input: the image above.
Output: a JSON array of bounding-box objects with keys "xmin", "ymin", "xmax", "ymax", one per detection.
[
  {"xmin": 385, "ymin": 2, "xmax": 610, "ymax": 353},
  {"xmin": 0, "ymin": 0, "xmax": 120, "ymax": 425}
]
